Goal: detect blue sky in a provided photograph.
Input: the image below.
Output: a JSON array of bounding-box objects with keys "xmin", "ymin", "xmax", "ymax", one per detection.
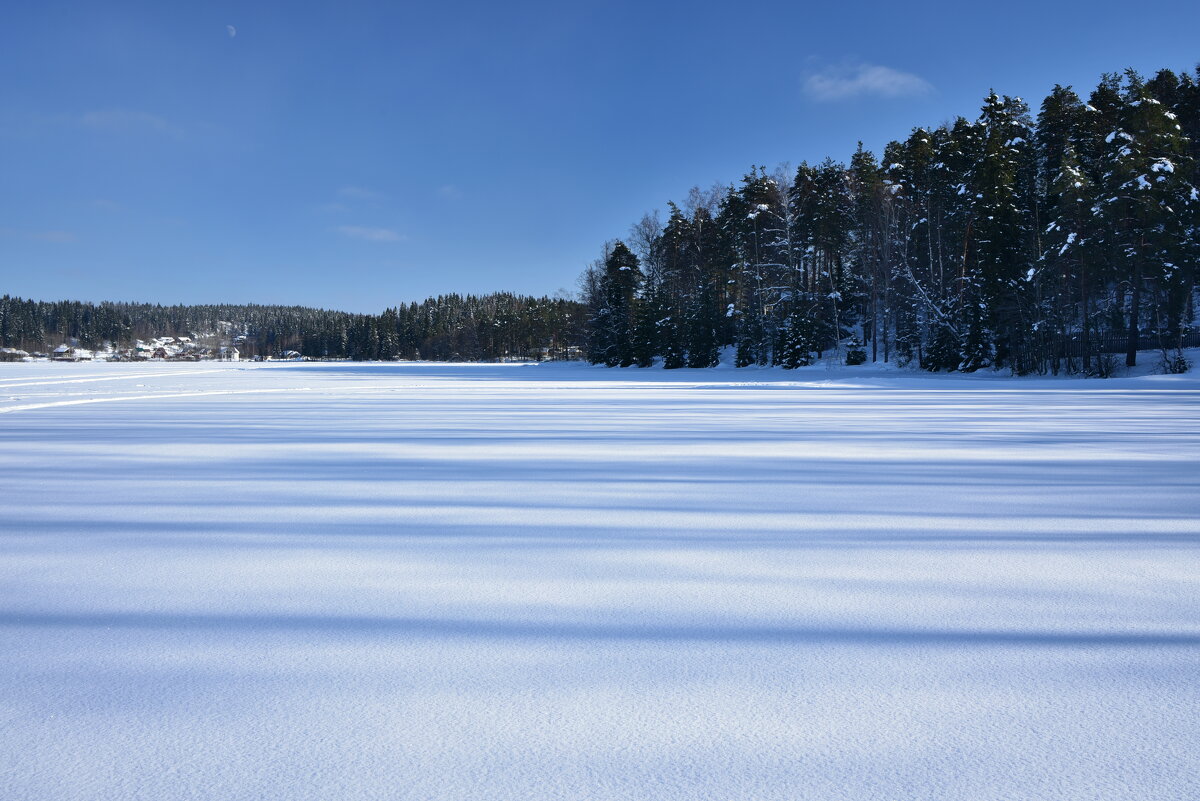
[{"xmin": 2, "ymin": 0, "xmax": 1197, "ymax": 312}]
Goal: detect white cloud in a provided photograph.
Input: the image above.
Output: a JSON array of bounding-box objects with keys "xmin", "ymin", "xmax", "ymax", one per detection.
[
  {"xmin": 437, "ymin": 184, "xmax": 462, "ymax": 200},
  {"xmin": 803, "ymin": 62, "xmax": 933, "ymax": 101},
  {"xmin": 337, "ymin": 225, "xmax": 402, "ymax": 242},
  {"xmin": 81, "ymin": 109, "xmax": 177, "ymax": 135}
]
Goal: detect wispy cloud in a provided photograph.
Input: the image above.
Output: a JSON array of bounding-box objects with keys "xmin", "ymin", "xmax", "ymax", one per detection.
[
  {"xmin": 802, "ymin": 62, "xmax": 933, "ymax": 101},
  {"xmin": 437, "ymin": 184, "xmax": 462, "ymax": 200},
  {"xmin": 3, "ymin": 110, "xmax": 184, "ymax": 139},
  {"xmin": 337, "ymin": 225, "xmax": 402, "ymax": 242},
  {"xmin": 82, "ymin": 109, "xmax": 179, "ymax": 136},
  {"xmin": 0, "ymin": 227, "xmax": 76, "ymax": 243},
  {"xmin": 337, "ymin": 186, "xmax": 384, "ymax": 200}
]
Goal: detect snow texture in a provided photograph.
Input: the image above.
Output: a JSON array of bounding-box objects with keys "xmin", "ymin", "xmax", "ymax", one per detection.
[{"xmin": 2, "ymin": 360, "xmax": 1199, "ymax": 800}]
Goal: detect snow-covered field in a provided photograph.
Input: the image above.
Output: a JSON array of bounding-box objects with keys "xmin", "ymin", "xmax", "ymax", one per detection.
[{"xmin": 2, "ymin": 359, "xmax": 1199, "ymax": 800}]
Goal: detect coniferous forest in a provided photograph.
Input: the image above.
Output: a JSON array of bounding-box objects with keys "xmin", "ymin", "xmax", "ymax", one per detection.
[
  {"xmin": 0, "ymin": 294, "xmax": 584, "ymax": 361},
  {"xmin": 582, "ymin": 67, "xmax": 1200, "ymax": 374},
  {"xmin": 4, "ymin": 67, "xmax": 1198, "ymax": 373}
]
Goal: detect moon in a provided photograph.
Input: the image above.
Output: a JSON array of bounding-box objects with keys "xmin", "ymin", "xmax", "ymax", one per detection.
[{"xmin": 226, "ymin": 25, "xmax": 237, "ymax": 38}]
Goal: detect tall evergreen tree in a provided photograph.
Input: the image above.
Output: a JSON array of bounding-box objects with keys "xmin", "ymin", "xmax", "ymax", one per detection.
[{"xmin": 585, "ymin": 241, "xmax": 642, "ymax": 366}]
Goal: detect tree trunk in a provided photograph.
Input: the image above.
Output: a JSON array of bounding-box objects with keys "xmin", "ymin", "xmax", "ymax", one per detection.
[
  {"xmin": 1080, "ymin": 265, "xmax": 1091, "ymax": 374},
  {"xmin": 871, "ymin": 285, "xmax": 878, "ymax": 362},
  {"xmin": 1126, "ymin": 253, "xmax": 1141, "ymax": 368}
]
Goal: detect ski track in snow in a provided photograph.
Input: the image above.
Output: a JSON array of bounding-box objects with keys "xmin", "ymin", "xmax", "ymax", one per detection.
[
  {"xmin": 1, "ymin": 359, "xmax": 1198, "ymax": 801},
  {"xmin": 0, "ymin": 368, "xmax": 222, "ymax": 388},
  {"xmin": 0, "ymin": 387, "xmax": 314, "ymax": 414}
]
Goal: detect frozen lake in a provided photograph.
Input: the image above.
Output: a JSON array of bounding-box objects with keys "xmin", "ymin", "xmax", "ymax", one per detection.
[{"xmin": 2, "ymin": 360, "xmax": 1199, "ymax": 800}]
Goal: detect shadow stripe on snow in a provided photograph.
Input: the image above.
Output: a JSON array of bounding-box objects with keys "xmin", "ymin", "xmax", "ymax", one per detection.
[{"xmin": 2, "ymin": 610, "xmax": 1198, "ymax": 648}]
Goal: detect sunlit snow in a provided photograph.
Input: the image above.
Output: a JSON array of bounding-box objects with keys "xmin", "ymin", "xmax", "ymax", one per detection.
[{"xmin": 2, "ymin": 360, "xmax": 1199, "ymax": 800}]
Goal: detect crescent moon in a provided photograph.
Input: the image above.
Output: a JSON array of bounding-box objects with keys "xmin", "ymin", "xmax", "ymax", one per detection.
[{"xmin": 227, "ymin": 25, "xmax": 237, "ymax": 38}]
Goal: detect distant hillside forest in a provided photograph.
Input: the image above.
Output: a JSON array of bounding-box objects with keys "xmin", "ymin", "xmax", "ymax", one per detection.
[
  {"xmin": 581, "ymin": 67, "xmax": 1199, "ymax": 374},
  {"xmin": 0, "ymin": 294, "xmax": 585, "ymax": 361}
]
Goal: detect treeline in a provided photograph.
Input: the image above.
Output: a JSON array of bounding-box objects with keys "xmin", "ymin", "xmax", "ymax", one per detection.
[
  {"xmin": 583, "ymin": 67, "xmax": 1200, "ymax": 374},
  {"xmin": 0, "ymin": 293, "xmax": 585, "ymax": 361}
]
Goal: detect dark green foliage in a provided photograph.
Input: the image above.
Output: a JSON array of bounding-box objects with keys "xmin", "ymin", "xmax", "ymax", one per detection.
[
  {"xmin": 585, "ymin": 241, "xmax": 642, "ymax": 366},
  {"xmin": 924, "ymin": 324, "xmax": 962, "ymax": 372},
  {"xmin": 579, "ymin": 65, "xmax": 1199, "ymax": 375},
  {"xmin": 775, "ymin": 312, "xmax": 818, "ymax": 369},
  {"xmin": 845, "ymin": 337, "xmax": 867, "ymax": 366},
  {"xmin": 0, "ymin": 293, "xmax": 584, "ymax": 362}
]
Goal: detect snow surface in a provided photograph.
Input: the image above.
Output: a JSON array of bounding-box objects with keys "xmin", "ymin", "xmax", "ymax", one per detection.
[{"xmin": 2, "ymin": 359, "xmax": 1199, "ymax": 800}]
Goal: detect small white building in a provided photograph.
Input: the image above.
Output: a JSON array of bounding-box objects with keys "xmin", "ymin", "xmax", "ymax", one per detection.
[{"xmin": 51, "ymin": 345, "xmax": 93, "ymax": 361}]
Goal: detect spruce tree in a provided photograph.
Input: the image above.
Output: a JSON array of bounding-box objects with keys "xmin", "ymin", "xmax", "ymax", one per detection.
[
  {"xmin": 586, "ymin": 241, "xmax": 642, "ymax": 366},
  {"xmin": 684, "ymin": 205, "xmax": 723, "ymax": 367},
  {"xmin": 1097, "ymin": 71, "xmax": 1197, "ymax": 365}
]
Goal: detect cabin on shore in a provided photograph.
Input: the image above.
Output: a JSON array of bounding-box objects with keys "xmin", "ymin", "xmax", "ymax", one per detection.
[
  {"xmin": 51, "ymin": 345, "xmax": 93, "ymax": 361},
  {"xmin": 0, "ymin": 348, "xmax": 30, "ymax": 362}
]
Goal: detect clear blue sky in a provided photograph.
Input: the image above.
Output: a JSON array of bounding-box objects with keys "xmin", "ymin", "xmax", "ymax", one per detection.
[{"xmin": 2, "ymin": 0, "xmax": 1197, "ymax": 312}]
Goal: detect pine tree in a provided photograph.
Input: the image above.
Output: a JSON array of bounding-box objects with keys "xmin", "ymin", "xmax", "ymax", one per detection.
[
  {"xmin": 848, "ymin": 143, "xmax": 887, "ymax": 362},
  {"xmin": 1035, "ymin": 84, "xmax": 1091, "ymax": 372},
  {"xmin": 653, "ymin": 204, "xmax": 694, "ymax": 368},
  {"xmin": 963, "ymin": 92, "xmax": 1036, "ymax": 372},
  {"xmin": 684, "ymin": 205, "xmax": 723, "ymax": 367},
  {"xmin": 586, "ymin": 241, "xmax": 642, "ymax": 366},
  {"xmin": 1097, "ymin": 71, "xmax": 1197, "ymax": 365}
]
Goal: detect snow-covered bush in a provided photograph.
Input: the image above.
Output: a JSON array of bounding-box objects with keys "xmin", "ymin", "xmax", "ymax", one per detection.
[
  {"xmin": 1160, "ymin": 348, "xmax": 1191, "ymax": 375},
  {"xmin": 845, "ymin": 337, "xmax": 866, "ymax": 366}
]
